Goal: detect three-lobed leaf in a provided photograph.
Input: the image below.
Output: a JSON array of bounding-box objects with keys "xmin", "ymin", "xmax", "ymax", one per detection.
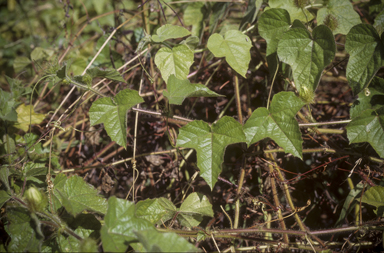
[
  {"xmin": 361, "ymin": 186, "xmax": 384, "ymax": 209},
  {"xmin": 347, "ymin": 77, "xmax": 384, "ymax": 158},
  {"xmin": 6, "ymin": 207, "xmax": 41, "ymax": 252},
  {"xmin": 89, "ymin": 89, "xmax": 144, "ymax": 148},
  {"xmin": 207, "ymin": 30, "xmax": 252, "ymax": 78},
  {"xmin": 244, "ymin": 92, "xmax": 305, "ymax": 159},
  {"xmin": 178, "ymin": 192, "xmax": 214, "ymax": 228},
  {"xmin": 317, "ymin": 0, "xmax": 361, "ymax": 35},
  {"xmin": 164, "ymin": 75, "xmax": 223, "ymax": 105},
  {"xmin": 345, "ymin": 24, "xmax": 384, "ymax": 95},
  {"xmin": 14, "ymin": 104, "xmax": 45, "ymax": 132},
  {"xmin": 101, "ymin": 197, "xmax": 154, "ymax": 252},
  {"xmin": 268, "ymin": 0, "xmax": 314, "ymax": 23},
  {"xmin": 0, "ymin": 89, "xmax": 17, "ymax": 121},
  {"xmin": 346, "ymin": 108, "xmax": 384, "ymax": 158},
  {"xmin": 277, "ymin": 25, "xmax": 335, "ymax": 94},
  {"xmin": 350, "ymin": 77, "xmax": 384, "ymax": 119},
  {"xmin": 155, "ymin": 44, "xmax": 194, "ymax": 82},
  {"xmin": 176, "ymin": 116, "xmax": 246, "ymax": 189},
  {"xmin": 53, "ymin": 174, "xmax": 107, "ymax": 216},
  {"xmin": 135, "ymin": 197, "xmax": 176, "ymax": 224}
]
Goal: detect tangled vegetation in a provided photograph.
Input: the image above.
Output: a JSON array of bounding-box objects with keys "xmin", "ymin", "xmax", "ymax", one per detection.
[{"xmin": 1, "ymin": 0, "xmax": 384, "ymax": 252}]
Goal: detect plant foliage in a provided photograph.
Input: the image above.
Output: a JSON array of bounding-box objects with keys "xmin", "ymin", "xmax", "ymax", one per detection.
[{"xmin": 1, "ymin": 0, "xmax": 384, "ymax": 252}]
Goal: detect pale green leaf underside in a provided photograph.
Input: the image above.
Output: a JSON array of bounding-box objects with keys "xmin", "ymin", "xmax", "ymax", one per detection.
[
  {"xmin": 89, "ymin": 89, "xmax": 144, "ymax": 148},
  {"xmin": 277, "ymin": 25, "xmax": 335, "ymax": 93},
  {"xmin": 178, "ymin": 192, "xmax": 214, "ymax": 228},
  {"xmin": 152, "ymin": 24, "xmax": 191, "ymax": 43},
  {"xmin": 155, "ymin": 45, "xmax": 194, "ymax": 82},
  {"xmin": 244, "ymin": 92, "xmax": 305, "ymax": 159},
  {"xmin": 268, "ymin": 0, "xmax": 314, "ymax": 23},
  {"xmin": 135, "ymin": 230, "xmax": 200, "ymax": 252},
  {"xmin": 317, "ymin": 0, "xmax": 361, "ymax": 35},
  {"xmin": 54, "ymin": 175, "xmax": 107, "ymax": 216},
  {"xmin": 176, "ymin": 116, "xmax": 246, "ymax": 189},
  {"xmin": 345, "ymin": 24, "xmax": 384, "ymax": 95},
  {"xmin": 207, "ymin": 30, "xmax": 252, "ymax": 77},
  {"xmin": 362, "ymin": 186, "xmax": 384, "ymax": 208},
  {"xmin": 164, "ymin": 75, "xmax": 223, "ymax": 105},
  {"xmin": 346, "ymin": 109, "xmax": 384, "ymax": 158}
]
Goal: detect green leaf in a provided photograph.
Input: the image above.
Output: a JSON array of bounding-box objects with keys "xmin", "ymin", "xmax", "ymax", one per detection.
[
  {"xmin": 317, "ymin": 0, "xmax": 361, "ymax": 35},
  {"xmin": 58, "ymin": 228, "xmax": 93, "ymax": 252},
  {"xmin": 258, "ymin": 8, "xmax": 291, "ymax": 78},
  {"xmin": 24, "ymin": 133, "xmax": 46, "ymax": 156},
  {"xmin": 13, "ymin": 56, "xmax": 31, "ymax": 73},
  {"xmin": 350, "ymin": 77, "xmax": 384, "ymax": 119},
  {"xmin": 178, "ymin": 192, "xmax": 214, "ymax": 228},
  {"xmin": 135, "ymin": 197, "xmax": 176, "ymax": 224},
  {"xmin": 164, "ymin": 75, "xmax": 223, "ymax": 105},
  {"xmin": 345, "ymin": 24, "xmax": 384, "ymax": 95},
  {"xmin": 86, "ymin": 67, "xmax": 125, "ymax": 83},
  {"xmin": 0, "ymin": 190, "xmax": 11, "ymax": 208},
  {"xmin": 176, "ymin": 116, "xmax": 246, "ymax": 189},
  {"xmin": 30, "ymin": 47, "xmax": 54, "ymax": 62},
  {"xmin": 134, "ymin": 230, "xmax": 200, "ymax": 252},
  {"xmin": 347, "ymin": 77, "xmax": 384, "ymax": 158},
  {"xmin": 6, "ymin": 207, "xmax": 41, "ymax": 252},
  {"xmin": 184, "ymin": 3, "xmax": 207, "ymax": 37},
  {"xmin": 277, "ymin": 25, "xmax": 335, "ymax": 94},
  {"xmin": 89, "ymin": 89, "xmax": 144, "ymax": 148},
  {"xmin": 0, "ymin": 89, "xmax": 17, "ymax": 121},
  {"xmin": 335, "ymin": 181, "xmax": 364, "ymax": 226},
  {"xmin": 268, "ymin": 0, "xmax": 314, "ymax": 23},
  {"xmin": 24, "ymin": 162, "xmax": 47, "ymax": 182},
  {"xmin": 0, "ymin": 166, "xmax": 10, "ymax": 191},
  {"xmin": 207, "ymin": 30, "xmax": 252, "ymax": 78},
  {"xmin": 209, "ymin": 3, "xmax": 229, "ymax": 33},
  {"xmin": 53, "ymin": 175, "xmax": 107, "ymax": 216},
  {"xmin": 239, "ymin": 0, "xmax": 263, "ymax": 31},
  {"xmin": 362, "ymin": 186, "xmax": 384, "ymax": 216},
  {"xmin": 14, "ymin": 104, "xmax": 45, "ymax": 132},
  {"xmin": 101, "ymin": 197, "xmax": 154, "ymax": 252},
  {"xmin": 154, "ymin": 45, "xmax": 194, "ymax": 82},
  {"xmin": 152, "ymin": 24, "xmax": 191, "ymax": 43},
  {"xmin": 244, "ymin": 92, "xmax": 305, "ymax": 159},
  {"xmin": 180, "ymin": 36, "xmax": 200, "ymax": 51},
  {"xmin": 374, "ymin": 9, "xmax": 384, "ymax": 35},
  {"xmin": 346, "ymin": 108, "xmax": 384, "ymax": 158}
]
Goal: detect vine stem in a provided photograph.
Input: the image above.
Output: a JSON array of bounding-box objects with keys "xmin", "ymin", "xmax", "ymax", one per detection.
[
  {"xmin": 125, "ymin": 70, "xmax": 145, "ymax": 201},
  {"xmin": 267, "ymin": 63, "xmax": 279, "ymax": 110},
  {"xmin": 268, "ymin": 154, "xmax": 326, "ymax": 248},
  {"xmin": 265, "ymin": 153, "xmax": 289, "ymax": 244}
]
